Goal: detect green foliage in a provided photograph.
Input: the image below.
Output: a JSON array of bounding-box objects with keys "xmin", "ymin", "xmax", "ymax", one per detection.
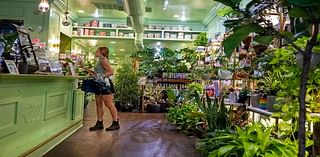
[
  {"xmin": 166, "ymin": 103, "xmax": 206, "ymax": 135},
  {"xmin": 0, "ymin": 31, "xmax": 18, "ymax": 55},
  {"xmin": 138, "ymin": 47, "xmax": 191, "ymax": 78},
  {"xmin": 196, "ymin": 123, "xmax": 298, "ymax": 157},
  {"xmin": 194, "ymin": 32, "xmax": 208, "ymax": 46},
  {"xmin": 194, "ymin": 93, "xmax": 230, "ymax": 131},
  {"xmin": 114, "ymin": 64, "xmax": 140, "ymax": 107},
  {"xmin": 223, "ymin": 23, "xmax": 264, "ymax": 57}
]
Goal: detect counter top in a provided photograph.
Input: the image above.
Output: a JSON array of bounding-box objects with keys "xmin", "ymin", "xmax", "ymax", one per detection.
[{"xmin": 0, "ymin": 74, "xmax": 84, "ymax": 80}]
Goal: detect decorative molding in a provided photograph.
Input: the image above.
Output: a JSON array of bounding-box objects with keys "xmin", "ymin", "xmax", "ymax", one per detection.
[
  {"xmin": 23, "ymin": 99, "xmax": 43, "ymax": 124},
  {"xmin": 45, "ymin": 91, "xmax": 67, "ymax": 120},
  {"xmin": 0, "ymin": 99, "xmax": 19, "ymax": 139}
]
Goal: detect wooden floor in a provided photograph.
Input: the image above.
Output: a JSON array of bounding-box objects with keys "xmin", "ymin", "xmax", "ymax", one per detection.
[{"xmin": 44, "ymin": 101, "xmax": 200, "ymax": 157}]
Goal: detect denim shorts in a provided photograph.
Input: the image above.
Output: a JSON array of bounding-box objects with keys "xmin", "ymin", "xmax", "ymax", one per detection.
[{"xmin": 95, "ymin": 78, "xmax": 115, "ymax": 95}]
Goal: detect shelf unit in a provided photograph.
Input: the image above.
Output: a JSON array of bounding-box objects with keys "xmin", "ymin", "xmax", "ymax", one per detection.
[
  {"xmin": 72, "ymin": 26, "xmax": 135, "ymax": 39},
  {"xmin": 144, "ymin": 29, "xmax": 201, "ymax": 41},
  {"xmin": 72, "ymin": 26, "xmax": 202, "ymax": 41}
]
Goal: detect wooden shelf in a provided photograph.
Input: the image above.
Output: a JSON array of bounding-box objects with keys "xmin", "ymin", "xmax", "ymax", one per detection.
[{"xmin": 157, "ymin": 78, "xmax": 192, "ymax": 83}]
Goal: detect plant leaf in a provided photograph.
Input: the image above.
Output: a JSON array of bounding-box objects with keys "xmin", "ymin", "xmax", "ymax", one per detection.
[
  {"xmin": 255, "ymin": 35, "xmax": 275, "ymax": 45},
  {"xmin": 288, "ymin": 0, "xmax": 320, "ymax": 7},
  {"xmin": 223, "ymin": 23, "xmax": 264, "ymax": 57}
]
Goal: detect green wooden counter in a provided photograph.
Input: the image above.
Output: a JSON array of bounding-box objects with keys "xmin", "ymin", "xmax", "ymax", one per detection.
[{"xmin": 0, "ymin": 74, "xmax": 85, "ymax": 157}]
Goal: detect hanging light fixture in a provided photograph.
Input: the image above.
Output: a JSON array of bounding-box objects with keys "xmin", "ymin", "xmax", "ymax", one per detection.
[
  {"xmin": 38, "ymin": 0, "xmax": 50, "ymax": 13},
  {"xmin": 62, "ymin": 0, "xmax": 71, "ymax": 26}
]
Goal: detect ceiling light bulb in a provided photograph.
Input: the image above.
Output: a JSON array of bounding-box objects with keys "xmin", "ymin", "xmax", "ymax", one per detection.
[
  {"xmin": 38, "ymin": 0, "xmax": 50, "ymax": 13},
  {"xmin": 120, "ymin": 49, "xmax": 125, "ymax": 51},
  {"xmin": 173, "ymin": 14, "xmax": 180, "ymax": 18},
  {"xmin": 110, "ymin": 41, "xmax": 116, "ymax": 44},
  {"xmin": 78, "ymin": 10, "xmax": 85, "ymax": 13}
]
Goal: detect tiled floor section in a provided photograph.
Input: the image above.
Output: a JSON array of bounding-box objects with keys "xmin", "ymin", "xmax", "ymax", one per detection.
[{"xmin": 44, "ymin": 101, "xmax": 200, "ymax": 157}]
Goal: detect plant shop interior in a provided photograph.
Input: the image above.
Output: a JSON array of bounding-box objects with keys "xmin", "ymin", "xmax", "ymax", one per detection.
[{"xmin": 1, "ymin": 0, "xmax": 320, "ymax": 157}]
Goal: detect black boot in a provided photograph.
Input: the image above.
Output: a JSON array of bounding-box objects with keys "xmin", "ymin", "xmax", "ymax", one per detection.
[
  {"xmin": 105, "ymin": 121, "xmax": 120, "ymax": 131},
  {"xmin": 89, "ymin": 120, "xmax": 104, "ymax": 131}
]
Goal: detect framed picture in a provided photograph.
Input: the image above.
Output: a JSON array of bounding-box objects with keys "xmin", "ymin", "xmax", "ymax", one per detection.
[{"xmin": 4, "ymin": 60, "xmax": 19, "ymax": 74}]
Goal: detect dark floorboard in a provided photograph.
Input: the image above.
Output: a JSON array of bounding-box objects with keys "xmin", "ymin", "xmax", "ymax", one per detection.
[{"xmin": 44, "ymin": 102, "xmax": 200, "ymax": 157}]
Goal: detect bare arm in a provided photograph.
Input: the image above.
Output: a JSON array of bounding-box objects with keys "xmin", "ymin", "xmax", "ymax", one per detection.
[{"xmin": 101, "ymin": 59, "xmax": 113, "ymax": 77}]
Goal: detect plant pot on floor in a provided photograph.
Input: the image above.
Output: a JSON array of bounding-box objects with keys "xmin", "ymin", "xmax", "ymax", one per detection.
[
  {"xmin": 266, "ymin": 95, "xmax": 277, "ymax": 112},
  {"xmin": 250, "ymin": 94, "xmax": 261, "ymax": 107},
  {"xmin": 121, "ymin": 103, "xmax": 134, "ymax": 112},
  {"xmin": 147, "ymin": 103, "xmax": 161, "ymax": 113}
]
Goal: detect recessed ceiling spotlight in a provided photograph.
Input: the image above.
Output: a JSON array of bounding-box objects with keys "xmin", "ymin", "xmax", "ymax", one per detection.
[
  {"xmin": 120, "ymin": 49, "xmax": 125, "ymax": 51},
  {"xmin": 182, "ymin": 11, "xmax": 186, "ymax": 15},
  {"xmin": 110, "ymin": 41, "xmax": 116, "ymax": 44},
  {"xmin": 78, "ymin": 10, "xmax": 85, "ymax": 13},
  {"xmin": 173, "ymin": 14, "xmax": 180, "ymax": 18}
]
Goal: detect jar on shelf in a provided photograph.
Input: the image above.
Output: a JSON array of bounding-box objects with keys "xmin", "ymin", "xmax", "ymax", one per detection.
[
  {"xmin": 178, "ymin": 32, "xmax": 184, "ymax": 39},
  {"xmin": 118, "ymin": 32, "xmax": 124, "ymax": 37},
  {"xmin": 110, "ymin": 31, "xmax": 116, "ymax": 36},
  {"xmin": 185, "ymin": 34, "xmax": 191, "ymax": 40},
  {"xmin": 147, "ymin": 33, "xmax": 154, "ymax": 38},
  {"xmin": 89, "ymin": 30, "xmax": 95, "ymax": 36},
  {"xmin": 154, "ymin": 33, "xmax": 161, "ymax": 38},
  {"xmin": 129, "ymin": 33, "xmax": 134, "ymax": 37},
  {"xmin": 164, "ymin": 33, "xmax": 170, "ymax": 38},
  {"xmin": 99, "ymin": 32, "xmax": 107, "ymax": 36},
  {"xmin": 84, "ymin": 29, "xmax": 89, "ymax": 36},
  {"xmin": 170, "ymin": 33, "xmax": 177, "ymax": 39}
]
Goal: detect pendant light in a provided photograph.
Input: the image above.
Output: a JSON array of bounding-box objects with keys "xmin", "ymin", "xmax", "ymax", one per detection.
[
  {"xmin": 62, "ymin": 0, "xmax": 71, "ymax": 26},
  {"xmin": 38, "ymin": 0, "xmax": 50, "ymax": 13}
]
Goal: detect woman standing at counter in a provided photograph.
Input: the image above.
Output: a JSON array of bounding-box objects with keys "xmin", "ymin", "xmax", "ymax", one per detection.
[{"xmin": 89, "ymin": 47, "xmax": 120, "ymax": 131}]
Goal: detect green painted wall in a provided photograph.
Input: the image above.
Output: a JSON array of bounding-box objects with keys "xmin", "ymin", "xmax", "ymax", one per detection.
[
  {"xmin": 0, "ymin": 74, "xmax": 84, "ymax": 157},
  {"xmin": 0, "ymin": 0, "xmax": 50, "ymax": 42}
]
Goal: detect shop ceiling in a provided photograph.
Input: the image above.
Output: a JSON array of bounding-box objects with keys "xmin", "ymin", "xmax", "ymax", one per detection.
[
  {"xmin": 67, "ymin": 0, "xmax": 217, "ymax": 22},
  {"xmin": 62, "ymin": 0, "xmax": 218, "ymax": 58}
]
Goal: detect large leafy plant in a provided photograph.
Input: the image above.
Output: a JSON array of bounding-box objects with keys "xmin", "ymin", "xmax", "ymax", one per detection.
[
  {"xmin": 196, "ymin": 123, "xmax": 298, "ymax": 157},
  {"xmin": 194, "ymin": 93, "xmax": 230, "ymax": 131},
  {"xmin": 214, "ymin": 0, "xmax": 320, "ymax": 155},
  {"xmin": 166, "ymin": 103, "xmax": 206, "ymax": 136},
  {"xmin": 114, "ymin": 64, "xmax": 140, "ymax": 110}
]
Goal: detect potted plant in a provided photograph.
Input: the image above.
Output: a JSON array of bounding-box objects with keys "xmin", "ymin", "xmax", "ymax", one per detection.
[
  {"xmin": 0, "ymin": 31, "xmax": 18, "ymax": 72},
  {"xmin": 114, "ymin": 64, "xmax": 140, "ymax": 112}
]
